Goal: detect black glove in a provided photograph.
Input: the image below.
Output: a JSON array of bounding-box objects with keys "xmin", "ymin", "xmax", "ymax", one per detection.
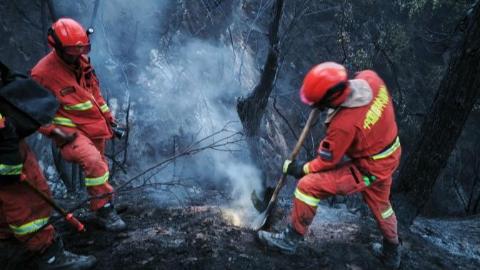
[
  {"xmin": 282, "ymin": 160, "xmax": 307, "ymax": 178},
  {"xmin": 0, "ymin": 118, "xmax": 23, "ymax": 185}
]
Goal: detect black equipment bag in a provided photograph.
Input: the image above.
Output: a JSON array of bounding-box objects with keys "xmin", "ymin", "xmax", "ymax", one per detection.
[{"xmin": 0, "ymin": 61, "xmax": 59, "ymax": 137}]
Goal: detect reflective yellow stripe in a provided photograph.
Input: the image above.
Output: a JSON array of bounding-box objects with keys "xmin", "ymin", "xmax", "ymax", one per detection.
[
  {"xmin": 9, "ymin": 217, "xmax": 49, "ymax": 235},
  {"xmin": 53, "ymin": 117, "xmax": 76, "ymax": 127},
  {"xmin": 85, "ymin": 171, "xmax": 109, "ymax": 187},
  {"xmin": 303, "ymin": 163, "xmax": 310, "ymax": 174},
  {"xmin": 100, "ymin": 104, "xmax": 110, "ymax": 113},
  {"xmin": 294, "ymin": 188, "xmax": 320, "ymax": 207},
  {"xmin": 381, "ymin": 206, "xmax": 394, "ymax": 219},
  {"xmin": 372, "ymin": 137, "xmax": 401, "ymax": 160},
  {"xmin": 0, "ymin": 163, "xmax": 23, "ymax": 175},
  {"xmin": 63, "ymin": 101, "xmax": 93, "ymax": 111},
  {"xmin": 0, "ymin": 113, "xmax": 3, "ymax": 119}
]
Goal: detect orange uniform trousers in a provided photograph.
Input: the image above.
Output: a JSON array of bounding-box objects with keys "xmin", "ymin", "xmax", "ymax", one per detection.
[
  {"xmin": 291, "ymin": 162, "xmax": 398, "ymax": 243},
  {"xmin": 59, "ymin": 133, "xmax": 113, "ymax": 211},
  {"xmin": 0, "ymin": 143, "xmax": 55, "ymax": 251}
]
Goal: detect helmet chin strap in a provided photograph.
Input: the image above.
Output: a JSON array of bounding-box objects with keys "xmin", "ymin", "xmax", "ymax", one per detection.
[
  {"xmin": 50, "ymin": 46, "xmax": 78, "ymax": 65},
  {"xmin": 59, "ymin": 52, "xmax": 81, "ymax": 66}
]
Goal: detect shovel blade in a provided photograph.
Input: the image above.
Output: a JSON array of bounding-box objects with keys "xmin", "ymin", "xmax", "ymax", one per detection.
[
  {"xmin": 252, "ymin": 209, "xmax": 268, "ymax": 231},
  {"xmin": 251, "ymin": 186, "xmax": 275, "ymax": 212},
  {"xmin": 252, "ymin": 198, "xmax": 277, "ymax": 231}
]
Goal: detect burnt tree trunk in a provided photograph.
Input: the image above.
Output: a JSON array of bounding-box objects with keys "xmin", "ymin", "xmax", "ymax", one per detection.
[
  {"xmin": 237, "ymin": 0, "xmax": 285, "ymax": 189},
  {"xmin": 394, "ymin": 2, "xmax": 480, "ymax": 225},
  {"xmin": 237, "ymin": 0, "xmax": 284, "ymax": 138},
  {"xmin": 46, "ymin": 0, "xmax": 57, "ymax": 21}
]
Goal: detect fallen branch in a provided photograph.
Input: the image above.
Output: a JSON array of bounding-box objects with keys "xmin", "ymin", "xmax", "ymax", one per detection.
[{"xmin": 25, "ymin": 123, "xmax": 245, "ymax": 241}]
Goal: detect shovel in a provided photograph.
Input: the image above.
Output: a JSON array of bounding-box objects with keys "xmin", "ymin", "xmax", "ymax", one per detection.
[
  {"xmin": 23, "ymin": 180, "xmax": 85, "ymax": 232},
  {"xmin": 252, "ymin": 108, "xmax": 319, "ymax": 231}
]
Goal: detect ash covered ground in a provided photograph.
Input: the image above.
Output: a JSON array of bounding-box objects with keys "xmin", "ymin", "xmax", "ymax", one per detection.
[
  {"xmin": 2, "ymin": 188, "xmax": 478, "ymax": 270},
  {"xmin": 1, "ymin": 1, "xmax": 479, "ymax": 270}
]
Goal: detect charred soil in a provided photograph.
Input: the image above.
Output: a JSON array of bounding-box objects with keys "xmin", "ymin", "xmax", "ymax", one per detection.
[{"xmin": 1, "ymin": 190, "xmax": 479, "ymax": 270}]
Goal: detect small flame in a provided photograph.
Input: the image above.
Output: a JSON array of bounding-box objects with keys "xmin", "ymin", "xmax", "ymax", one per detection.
[
  {"xmin": 221, "ymin": 208, "xmax": 244, "ymax": 227},
  {"xmin": 221, "ymin": 206, "xmax": 260, "ymax": 228}
]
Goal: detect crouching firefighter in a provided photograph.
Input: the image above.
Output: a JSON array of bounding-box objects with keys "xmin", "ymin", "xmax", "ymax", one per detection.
[
  {"xmin": 31, "ymin": 18, "xmax": 126, "ymax": 232},
  {"xmin": 257, "ymin": 62, "xmax": 402, "ymax": 269},
  {"xmin": 0, "ymin": 61, "xmax": 96, "ymax": 269}
]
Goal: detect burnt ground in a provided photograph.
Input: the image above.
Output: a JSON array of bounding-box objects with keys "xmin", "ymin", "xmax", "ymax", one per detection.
[{"xmin": 1, "ymin": 188, "xmax": 479, "ymax": 270}]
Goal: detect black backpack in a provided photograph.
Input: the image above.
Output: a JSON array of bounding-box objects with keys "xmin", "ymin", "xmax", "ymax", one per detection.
[{"xmin": 0, "ymin": 61, "xmax": 59, "ymax": 138}]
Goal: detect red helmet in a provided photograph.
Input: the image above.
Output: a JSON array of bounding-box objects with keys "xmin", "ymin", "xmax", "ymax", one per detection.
[
  {"xmin": 48, "ymin": 18, "xmax": 91, "ymax": 56},
  {"xmin": 300, "ymin": 62, "xmax": 349, "ymax": 107}
]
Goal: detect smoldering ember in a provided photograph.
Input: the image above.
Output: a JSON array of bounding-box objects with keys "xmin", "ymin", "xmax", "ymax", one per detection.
[{"xmin": 0, "ymin": 0, "xmax": 479, "ymax": 269}]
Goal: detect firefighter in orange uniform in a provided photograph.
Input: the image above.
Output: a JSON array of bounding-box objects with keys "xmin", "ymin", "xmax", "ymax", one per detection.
[
  {"xmin": 1, "ymin": 61, "xmax": 96, "ymax": 269},
  {"xmin": 258, "ymin": 62, "xmax": 402, "ymax": 269},
  {"xmin": 31, "ymin": 18, "xmax": 126, "ymax": 232}
]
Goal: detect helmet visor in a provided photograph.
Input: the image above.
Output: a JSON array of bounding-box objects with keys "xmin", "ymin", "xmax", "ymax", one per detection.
[{"xmin": 63, "ymin": 44, "xmax": 91, "ymax": 56}]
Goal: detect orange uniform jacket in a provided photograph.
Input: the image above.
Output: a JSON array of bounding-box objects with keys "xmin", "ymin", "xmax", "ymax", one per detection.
[
  {"xmin": 306, "ymin": 70, "xmax": 401, "ymax": 180},
  {"xmin": 31, "ymin": 51, "xmax": 113, "ymax": 139}
]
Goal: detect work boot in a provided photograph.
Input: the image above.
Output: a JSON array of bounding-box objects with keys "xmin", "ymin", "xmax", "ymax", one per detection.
[
  {"xmin": 37, "ymin": 238, "xmax": 96, "ymax": 270},
  {"xmin": 257, "ymin": 226, "xmax": 303, "ymax": 255},
  {"xmin": 95, "ymin": 203, "xmax": 127, "ymax": 232},
  {"xmin": 371, "ymin": 238, "xmax": 401, "ymax": 269}
]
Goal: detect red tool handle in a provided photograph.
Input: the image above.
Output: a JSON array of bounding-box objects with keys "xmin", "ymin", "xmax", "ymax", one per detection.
[{"xmin": 65, "ymin": 213, "xmax": 85, "ymax": 232}]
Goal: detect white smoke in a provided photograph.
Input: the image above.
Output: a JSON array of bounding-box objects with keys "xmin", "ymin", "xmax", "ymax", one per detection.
[
  {"xmin": 133, "ymin": 38, "xmax": 263, "ymax": 220},
  {"xmin": 48, "ymin": 0, "xmax": 266, "ymax": 222}
]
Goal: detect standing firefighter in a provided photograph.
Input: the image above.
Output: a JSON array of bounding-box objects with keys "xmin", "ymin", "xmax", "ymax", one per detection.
[
  {"xmin": 258, "ymin": 62, "xmax": 402, "ymax": 268},
  {"xmin": 0, "ymin": 62, "xmax": 96, "ymax": 269},
  {"xmin": 31, "ymin": 18, "xmax": 126, "ymax": 232}
]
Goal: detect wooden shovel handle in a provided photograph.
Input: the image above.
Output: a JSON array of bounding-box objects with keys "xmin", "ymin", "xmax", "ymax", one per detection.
[
  {"xmin": 258, "ymin": 108, "xmax": 320, "ymax": 230},
  {"xmin": 273, "ymin": 108, "xmax": 319, "ymax": 197},
  {"xmin": 288, "ymin": 108, "xmax": 320, "ymax": 161}
]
